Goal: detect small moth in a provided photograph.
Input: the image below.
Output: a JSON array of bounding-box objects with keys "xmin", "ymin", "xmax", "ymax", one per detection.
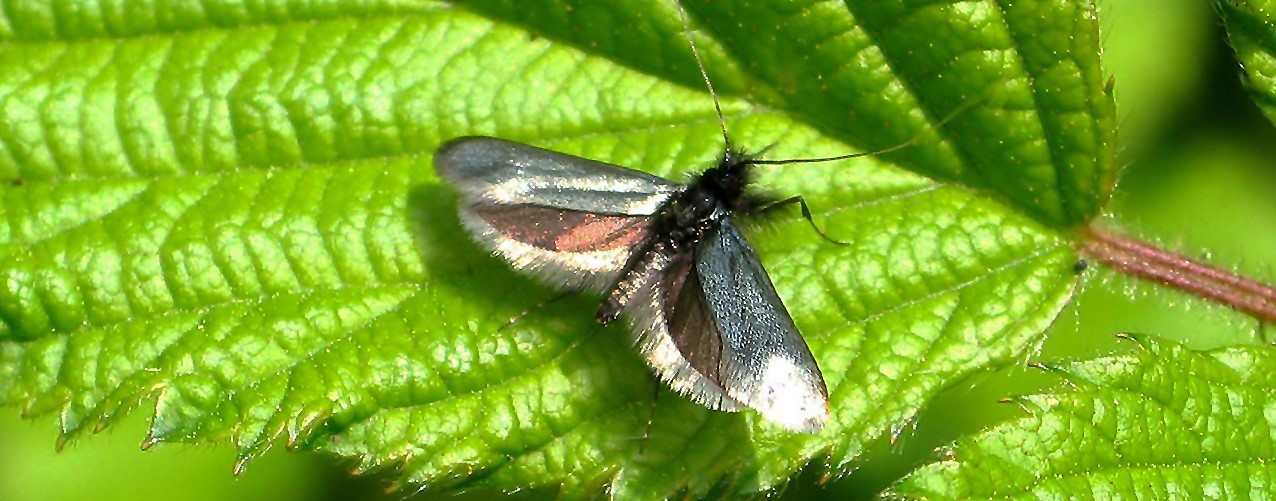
[{"xmin": 434, "ymin": 4, "xmax": 896, "ymax": 433}]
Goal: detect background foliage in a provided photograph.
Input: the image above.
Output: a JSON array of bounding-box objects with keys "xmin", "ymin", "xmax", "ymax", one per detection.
[{"xmin": 1, "ymin": 0, "xmax": 1274, "ymax": 499}]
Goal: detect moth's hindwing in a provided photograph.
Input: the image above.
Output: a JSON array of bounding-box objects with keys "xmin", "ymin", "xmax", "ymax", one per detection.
[
  {"xmin": 616, "ymin": 240, "xmax": 745, "ymax": 413},
  {"xmin": 435, "ymin": 137, "xmax": 680, "ymax": 292}
]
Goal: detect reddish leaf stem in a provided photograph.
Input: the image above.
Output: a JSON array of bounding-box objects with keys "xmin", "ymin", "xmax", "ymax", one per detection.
[{"xmin": 1082, "ymin": 227, "xmax": 1276, "ymax": 323}]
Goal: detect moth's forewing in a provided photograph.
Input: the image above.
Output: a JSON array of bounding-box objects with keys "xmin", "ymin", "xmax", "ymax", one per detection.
[
  {"xmin": 434, "ymin": 137, "xmax": 680, "ymax": 292},
  {"xmin": 435, "ymin": 137, "xmax": 678, "ymax": 213},
  {"xmin": 690, "ymin": 220, "xmax": 830, "ymax": 432},
  {"xmin": 615, "ymin": 241, "xmax": 745, "ymax": 412}
]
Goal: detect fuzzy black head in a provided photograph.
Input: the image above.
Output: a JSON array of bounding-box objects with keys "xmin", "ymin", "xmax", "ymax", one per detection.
[
  {"xmin": 688, "ymin": 147, "xmax": 779, "ymax": 215},
  {"xmin": 693, "ymin": 147, "xmax": 752, "ymax": 208}
]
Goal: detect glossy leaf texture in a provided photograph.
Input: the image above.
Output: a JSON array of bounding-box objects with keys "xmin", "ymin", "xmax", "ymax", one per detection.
[
  {"xmin": 1221, "ymin": 0, "xmax": 1276, "ymax": 124},
  {"xmin": 890, "ymin": 335, "xmax": 1276, "ymax": 499},
  {"xmin": 0, "ymin": 0, "xmax": 1112, "ymax": 497}
]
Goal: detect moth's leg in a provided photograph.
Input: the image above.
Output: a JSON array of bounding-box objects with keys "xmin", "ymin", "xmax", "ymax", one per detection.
[
  {"xmin": 760, "ymin": 195, "xmax": 850, "ymax": 246},
  {"xmin": 596, "ymin": 290, "xmax": 627, "ymax": 326},
  {"xmin": 638, "ymin": 380, "xmax": 662, "ymax": 454},
  {"xmin": 496, "ymin": 291, "xmax": 572, "ymax": 333},
  {"xmin": 597, "ymin": 250, "xmax": 659, "ymax": 325},
  {"xmin": 596, "ymin": 240, "xmax": 670, "ymax": 325}
]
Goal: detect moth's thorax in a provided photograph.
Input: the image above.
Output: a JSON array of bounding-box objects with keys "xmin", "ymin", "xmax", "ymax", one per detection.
[
  {"xmin": 649, "ymin": 152, "xmax": 754, "ymax": 247},
  {"xmin": 656, "ymin": 189, "xmax": 721, "ymax": 248}
]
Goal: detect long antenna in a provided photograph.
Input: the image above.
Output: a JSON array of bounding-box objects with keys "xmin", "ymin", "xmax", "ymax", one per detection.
[
  {"xmin": 746, "ymin": 141, "xmax": 913, "ymax": 165},
  {"xmin": 749, "ymin": 87, "xmax": 993, "ymax": 166},
  {"xmin": 673, "ymin": 0, "xmax": 993, "ymax": 168},
  {"xmin": 674, "ymin": 0, "xmax": 732, "ymax": 152}
]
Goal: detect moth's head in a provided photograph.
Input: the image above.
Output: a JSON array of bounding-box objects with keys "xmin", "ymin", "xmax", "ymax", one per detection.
[{"xmin": 694, "ymin": 147, "xmax": 757, "ymax": 205}]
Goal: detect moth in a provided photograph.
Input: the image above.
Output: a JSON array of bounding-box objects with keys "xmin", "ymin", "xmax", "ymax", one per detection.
[{"xmin": 434, "ymin": 5, "xmax": 897, "ymax": 433}]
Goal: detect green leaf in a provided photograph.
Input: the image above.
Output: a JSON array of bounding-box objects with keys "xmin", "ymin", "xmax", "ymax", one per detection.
[
  {"xmin": 0, "ymin": 0, "xmax": 1111, "ymax": 497},
  {"xmin": 889, "ymin": 335, "xmax": 1276, "ymax": 499},
  {"xmin": 1220, "ymin": 0, "xmax": 1276, "ymax": 124}
]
